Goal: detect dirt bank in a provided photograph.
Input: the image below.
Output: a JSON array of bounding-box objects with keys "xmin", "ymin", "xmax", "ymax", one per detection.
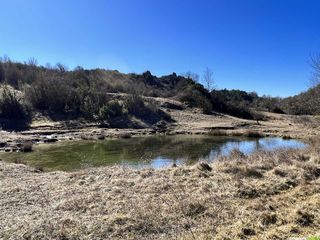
[
  {"xmin": 1, "ymin": 97, "xmax": 320, "ymax": 152},
  {"xmin": 1, "ymin": 144, "xmax": 319, "ymax": 239}
]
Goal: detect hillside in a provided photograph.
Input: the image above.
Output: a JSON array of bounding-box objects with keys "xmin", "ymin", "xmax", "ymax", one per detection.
[
  {"xmin": 282, "ymin": 84, "xmax": 320, "ymax": 115},
  {"xmin": 0, "ymin": 58, "xmax": 318, "ymax": 132}
]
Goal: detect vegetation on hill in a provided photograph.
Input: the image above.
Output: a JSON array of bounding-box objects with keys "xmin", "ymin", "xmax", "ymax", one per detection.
[
  {"xmin": 0, "ymin": 58, "xmax": 180, "ymax": 129},
  {"xmin": 281, "ymin": 85, "xmax": 320, "ymax": 115},
  {"xmin": 1, "ymin": 55, "xmax": 320, "ymax": 130},
  {"xmin": 280, "ymin": 56, "xmax": 320, "ymax": 115},
  {"xmin": 0, "ymin": 57, "xmax": 226, "ymax": 130},
  {"xmin": 0, "ymin": 86, "xmax": 31, "ymax": 130}
]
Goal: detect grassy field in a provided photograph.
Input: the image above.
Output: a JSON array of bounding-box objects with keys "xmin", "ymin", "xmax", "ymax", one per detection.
[{"xmin": 1, "ymin": 139, "xmax": 319, "ymax": 239}]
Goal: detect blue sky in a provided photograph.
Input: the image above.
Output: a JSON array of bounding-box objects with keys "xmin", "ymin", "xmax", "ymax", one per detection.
[{"xmin": 1, "ymin": 0, "xmax": 319, "ymax": 97}]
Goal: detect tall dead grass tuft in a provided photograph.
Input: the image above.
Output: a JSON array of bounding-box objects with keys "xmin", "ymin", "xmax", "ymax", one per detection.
[{"xmin": 0, "ymin": 139, "xmax": 319, "ymax": 239}]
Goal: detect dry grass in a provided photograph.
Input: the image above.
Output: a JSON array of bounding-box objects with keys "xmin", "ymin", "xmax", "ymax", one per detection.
[
  {"xmin": 209, "ymin": 129, "xmax": 265, "ymax": 138},
  {"xmin": 1, "ymin": 143, "xmax": 320, "ymax": 239}
]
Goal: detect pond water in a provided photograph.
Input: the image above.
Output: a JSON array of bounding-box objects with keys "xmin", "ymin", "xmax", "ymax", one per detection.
[{"xmin": 1, "ymin": 135, "xmax": 306, "ymax": 171}]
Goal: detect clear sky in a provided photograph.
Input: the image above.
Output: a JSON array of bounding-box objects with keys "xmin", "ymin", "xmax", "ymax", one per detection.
[{"xmin": 1, "ymin": 0, "xmax": 319, "ymax": 97}]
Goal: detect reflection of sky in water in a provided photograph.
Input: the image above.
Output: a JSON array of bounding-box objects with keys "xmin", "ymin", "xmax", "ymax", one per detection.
[
  {"xmin": 1, "ymin": 136, "xmax": 308, "ymax": 171},
  {"xmin": 207, "ymin": 137, "xmax": 306, "ymax": 161},
  {"xmin": 122, "ymin": 156, "xmax": 185, "ymax": 169},
  {"xmin": 123, "ymin": 137, "xmax": 307, "ymax": 169}
]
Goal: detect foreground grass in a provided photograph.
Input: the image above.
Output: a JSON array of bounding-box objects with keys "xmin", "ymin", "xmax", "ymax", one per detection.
[{"xmin": 0, "ymin": 143, "xmax": 320, "ymax": 239}]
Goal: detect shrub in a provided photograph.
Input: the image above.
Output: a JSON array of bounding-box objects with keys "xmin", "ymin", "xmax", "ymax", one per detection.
[
  {"xmin": 97, "ymin": 100, "xmax": 124, "ymax": 122},
  {"xmin": 0, "ymin": 63, "xmax": 5, "ymax": 83},
  {"xmin": 25, "ymin": 77, "xmax": 71, "ymax": 113},
  {"xmin": 124, "ymin": 94, "xmax": 172, "ymax": 125},
  {"xmin": 179, "ymin": 86, "xmax": 212, "ymax": 114},
  {"xmin": 5, "ymin": 64, "xmax": 21, "ymax": 89},
  {"xmin": 22, "ymin": 141, "xmax": 33, "ymax": 152},
  {"xmin": 0, "ymin": 87, "xmax": 31, "ymax": 129},
  {"xmin": 125, "ymin": 94, "xmax": 146, "ymax": 117},
  {"xmin": 224, "ymin": 103, "xmax": 255, "ymax": 120}
]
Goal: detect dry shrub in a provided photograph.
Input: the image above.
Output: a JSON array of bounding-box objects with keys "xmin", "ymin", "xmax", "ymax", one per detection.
[
  {"xmin": 243, "ymin": 130, "xmax": 264, "ymax": 138},
  {"xmin": 208, "ymin": 129, "xmax": 228, "ymax": 136},
  {"xmin": 22, "ymin": 141, "xmax": 33, "ymax": 152}
]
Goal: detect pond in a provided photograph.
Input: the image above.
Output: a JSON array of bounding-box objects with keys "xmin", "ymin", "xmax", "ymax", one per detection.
[{"xmin": 1, "ymin": 135, "xmax": 306, "ymax": 171}]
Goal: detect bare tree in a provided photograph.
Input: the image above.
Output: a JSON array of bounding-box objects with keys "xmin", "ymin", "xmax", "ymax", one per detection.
[
  {"xmin": 27, "ymin": 57, "xmax": 38, "ymax": 67},
  {"xmin": 56, "ymin": 63, "xmax": 68, "ymax": 72},
  {"xmin": 310, "ymin": 54, "xmax": 320, "ymax": 87},
  {"xmin": 1, "ymin": 55, "xmax": 10, "ymax": 63},
  {"xmin": 0, "ymin": 62, "xmax": 5, "ymax": 82},
  {"xmin": 203, "ymin": 67, "xmax": 215, "ymax": 92},
  {"xmin": 183, "ymin": 71, "xmax": 200, "ymax": 83}
]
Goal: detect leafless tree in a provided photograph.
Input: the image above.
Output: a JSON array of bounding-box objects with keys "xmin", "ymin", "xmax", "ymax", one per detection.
[
  {"xmin": 203, "ymin": 67, "xmax": 215, "ymax": 92},
  {"xmin": 183, "ymin": 71, "xmax": 200, "ymax": 83},
  {"xmin": 45, "ymin": 63, "xmax": 54, "ymax": 70},
  {"xmin": 56, "ymin": 62, "xmax": 68, "ymax": 72},
  {"xmin": 1, "ymin": 55, "xmax": 10, "ymax": 63},
  {"xmin": 310, "ymin": 54, "xmax": 320, "ymax": 87},
  {"xmin": 0, "ymin": 62, "xmax": 5, "ymax": 82},
  {"xmin": 27, "ymin": 57, "xmax": 38, "ymax": 67}
]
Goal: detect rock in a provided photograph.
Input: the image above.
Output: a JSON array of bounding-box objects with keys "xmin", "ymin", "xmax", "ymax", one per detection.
[
  {"xmin": 161, "ymin": 102, "xmax": 184, "ymax": 110},
  {"xmin": 33, "ymin": 166, "xmax": 44, "ymax": 173},
  {"xmin": 296, "ymin": 211, "xmax": 314, "ymax": 226},
  {"xmin": 118, "ymin": 133, "xmax": 131, "ymax": 139},
  {"xmin": 152, "ymin": 120, "xmax": 168, "ymax": 132},
  {"xmin": 44, "ymin": 138, "xmax": 58, "ymax": 143},
  {"xmin": 0, "ymin": 142, "xmax": 7, "ymax": 148},
  {"xmin": 16, "ymin": 143, "xmax": 23, "ymax": 148},
  {"xmin": 242, "ymin": 228, "xmax": 255, "ymax": 236},
  {"xmin": 97, "ymin": 135, "xmax": 105, "ymax": 140}
]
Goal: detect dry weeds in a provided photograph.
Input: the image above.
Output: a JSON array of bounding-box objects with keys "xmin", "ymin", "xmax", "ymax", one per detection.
[{"xmin": 1, "ymin": 143, "xmax": 320, "ymax": 239}]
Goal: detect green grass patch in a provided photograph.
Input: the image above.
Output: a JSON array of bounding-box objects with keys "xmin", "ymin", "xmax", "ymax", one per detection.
[{"xmin": 307, "ymin": 237, "xmax": 320, "ymax": 240}]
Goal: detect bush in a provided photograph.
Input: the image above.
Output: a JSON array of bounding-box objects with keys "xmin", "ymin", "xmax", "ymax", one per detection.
[
  {"xmin": 25, "ymin": 77, "xmax": 74, "ymax": 113},
  {"xmin": 80, "ymin": 92, "xmax": 109, "ymax": 120},
  {"xmin": 5, "ymin": 64, "xmax": 21, "ymax": 89},
  {"xmin": 97, "ymin": 100, "xmax": 124, "ymax": 121},
  {"xmin": 223, "ymin": 103, "xmax": 255, "ymax": 120},
  {"xmin": 124, "ymin": 94, "xmax": 172, "ymax": 124},
  {"xmin": 0, "ymin": 87, "xmax": 31, "ymax": 129},
  {"xmin": 124, "ymin": 94, "xmax": 147, "ymax": 117},
  {"xmin": 179, "ymin": 86, "xmax": 212, "ymax": 114}
]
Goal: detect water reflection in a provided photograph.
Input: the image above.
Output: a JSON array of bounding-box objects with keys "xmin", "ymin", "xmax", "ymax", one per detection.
[{"xmin": 1, "ymin": 135, "xmax": 306, "ymax": 171}]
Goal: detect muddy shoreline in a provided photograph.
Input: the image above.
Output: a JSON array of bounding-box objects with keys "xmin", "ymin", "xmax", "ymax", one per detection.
[{"xmin": 1, "ymin": 107, "xmax": 319, "ymax": 152}]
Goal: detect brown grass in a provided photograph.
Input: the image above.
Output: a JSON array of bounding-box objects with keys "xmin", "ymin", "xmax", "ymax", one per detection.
[
  {"xmin": 209, "ymin": 129, "xmax": 265, "ymax": 138},
  {"xmin": 0, "ymin": 142, "xmax": 320, "ymax": 239}
]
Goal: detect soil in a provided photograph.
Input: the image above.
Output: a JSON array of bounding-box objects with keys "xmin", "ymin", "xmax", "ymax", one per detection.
[{"xmin": 0, "ymin": 96, "xmax": 319, "ymax": 152}]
